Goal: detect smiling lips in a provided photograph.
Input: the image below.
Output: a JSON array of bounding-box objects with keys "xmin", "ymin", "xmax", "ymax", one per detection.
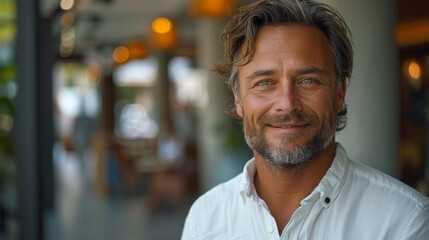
[
  {"xmin": 269, "ymin": 122, "xmax": 309, "ymax": 129},
  {"xmin": 268, "ymin": 123, "xmax": 309, "ymax": 132}
]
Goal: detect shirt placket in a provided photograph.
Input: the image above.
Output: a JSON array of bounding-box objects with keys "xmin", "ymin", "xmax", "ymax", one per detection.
[
  {"xmin": 280, "ymin": 196, "xmax": 319, "ymax": 240},
  {"xmin": 258, "ymin": 200, "xmax": 281, "ymax": 240}
]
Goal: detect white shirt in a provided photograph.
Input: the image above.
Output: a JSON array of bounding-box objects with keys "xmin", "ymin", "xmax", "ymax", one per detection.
[{"xmin": 182, "ymin": 143, "xmax": 429, "ymax": 240}]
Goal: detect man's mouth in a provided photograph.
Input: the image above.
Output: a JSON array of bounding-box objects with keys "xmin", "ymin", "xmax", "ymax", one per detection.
[{"xmin": 269, "ymin": 123, "xmax": 309, "ymax": 129}]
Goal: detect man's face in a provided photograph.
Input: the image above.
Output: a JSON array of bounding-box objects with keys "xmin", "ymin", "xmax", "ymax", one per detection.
[{"xmin": 235, "ymin": 24, "xmax": 346, "ymax": 168}]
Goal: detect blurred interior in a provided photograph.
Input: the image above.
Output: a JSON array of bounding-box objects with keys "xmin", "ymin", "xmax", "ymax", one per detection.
[{"xmin": 1, "ymin": 0, "xmax": 429, "ymax": 239}]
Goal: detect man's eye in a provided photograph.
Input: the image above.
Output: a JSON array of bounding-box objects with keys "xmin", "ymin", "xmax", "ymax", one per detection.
[
  {"xmin": 256, "ymin": 80, "xmax": 271, "ymax": 86},
  {"xmin": 300, "ymin": 78, "xmax": 318, "ymax": 84}
]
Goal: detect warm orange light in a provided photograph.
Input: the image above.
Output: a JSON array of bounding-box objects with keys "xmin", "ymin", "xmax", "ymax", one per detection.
[
  {"xmin": 404, "ymin": 60, "xmax": 423, "ymax": 90},
  {"xmin": 397, "ymin": 19, "xmax": 429, "ymax": 47},
  {"xmin": 408, "ymin": 61, "xmax": 421, "ymax": 80},
  {"xmin": 151, "ymin": 18, "xmax": 177, "ymax": 50},
  {"xmin": 191, "ymin": 0, "xmax": 235, "ymax": 18},
  {"xmin": 152, "ymin": 17, "xmax": 173, "ymax": 34},
  {"xmin": 203, "ymin": 1, "xmax": 226, "ymax": 15},
  {"xmin": 127, "ymin": 40, "xmax": 147, "ymax": 59},
  {"xmin": 113, "ymin": 46, "xmax": 130, "ymax": 64},
  {"xmin": 60, "ymin": 12, "xmax": 75, "ymax": 27},
  {"xmin": 86, "ymin": 61, "xmax": 102, "ymax": 83}
]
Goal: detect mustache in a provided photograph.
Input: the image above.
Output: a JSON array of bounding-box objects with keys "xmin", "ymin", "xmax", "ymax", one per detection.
[{"xmin": 258, "ymin": 112, "xmax": 316, "ymax": 126}]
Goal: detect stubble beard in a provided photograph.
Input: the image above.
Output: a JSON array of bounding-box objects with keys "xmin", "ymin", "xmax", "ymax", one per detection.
[{"xmin": 243, "ymin": 107, "xmax": 337, "ymax": 169}]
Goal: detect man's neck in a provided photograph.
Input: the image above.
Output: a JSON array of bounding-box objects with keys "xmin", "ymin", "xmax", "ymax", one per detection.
[{"xmin": 253, "ymin": 142, "xmax": 336, "ymax": 233}]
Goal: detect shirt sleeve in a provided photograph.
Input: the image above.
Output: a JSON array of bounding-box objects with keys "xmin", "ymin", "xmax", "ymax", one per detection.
[{"xmin": 400, "ymin": 203, "xmax": 429, "ymax": 240}]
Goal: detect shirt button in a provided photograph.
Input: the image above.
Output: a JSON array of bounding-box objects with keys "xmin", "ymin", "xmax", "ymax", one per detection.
[
  {"xmin": 325, "ymin": 197, "xmax": 331, "ymax": 204},
  {"xmin": 266, "ymin": 226, "xmax": 274, "ymax": 234}
]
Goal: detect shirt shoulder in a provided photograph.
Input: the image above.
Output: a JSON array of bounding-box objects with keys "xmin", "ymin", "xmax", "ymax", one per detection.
[
  {"xmin": 348, "ymin": 160, "xmax": 429, "ymax": 208},
  {"xmin": 182, "ymin": 174, "xmax": 246, "ymax": 240},
  {"xmin": 322, "ymin": 154, "xmax": 429, "ymax": 239},
  {"xmin": 190, "ymin": 173, "xmax": 243, "ymax": 210},
  {"xmin": 343, "ymin": 160, "xmax": 429, "ymax": 239}
]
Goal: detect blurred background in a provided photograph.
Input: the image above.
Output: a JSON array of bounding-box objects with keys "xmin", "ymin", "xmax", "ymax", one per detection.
[{"xmin": 0, "ymin": 0, "xmax": 429, "ymax": 239}]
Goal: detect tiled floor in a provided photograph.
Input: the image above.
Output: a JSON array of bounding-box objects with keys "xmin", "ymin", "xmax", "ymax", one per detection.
[{"xmin": 48, "ymin": 145, "xmax": 191, "ymax": 240}]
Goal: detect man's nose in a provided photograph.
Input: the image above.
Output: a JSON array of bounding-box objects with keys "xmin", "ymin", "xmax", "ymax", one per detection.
[{"xmin": 272, "ymin": 82, "xmax": 302, "ymax": 113}]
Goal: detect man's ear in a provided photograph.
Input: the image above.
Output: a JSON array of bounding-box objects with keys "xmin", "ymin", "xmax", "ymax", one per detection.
[
  {"xmin": 337, "ymin": 79, "xmax": 347, "ymax": 113},
  {"xmin": 232, "ymin": 87, "xmax": 243, "ymax": 118}
]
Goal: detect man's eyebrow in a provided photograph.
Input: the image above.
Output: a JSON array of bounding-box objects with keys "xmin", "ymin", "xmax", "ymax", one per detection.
[
  {"xmin": 245, "ymin": 69, "xmax": 277, "ymax": 81},
  {"xmin": 295, "ymin": 66, "xmax": 329, "ymax": 76},
  {"xmin": 244, "ymin": 67, "xmax": 330, "ymax": 81}
]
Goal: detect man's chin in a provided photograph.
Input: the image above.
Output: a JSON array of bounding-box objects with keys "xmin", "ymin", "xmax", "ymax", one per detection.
[
  {"xmin": 267, "ymin": 136, "xmax": 313, "ymax": 149},
  {"xmin": 262, "ymin": 138, "xmax": 332, "ymax": 168},
  {"xmin": 261, "ymin": 148, "xmax": 315, "ymax": 169}
]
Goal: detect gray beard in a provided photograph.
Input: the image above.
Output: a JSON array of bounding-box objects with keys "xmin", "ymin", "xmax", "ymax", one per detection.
[{"xmin": 243, "ymin": 110, "xmax": 336, "ymax": 169}]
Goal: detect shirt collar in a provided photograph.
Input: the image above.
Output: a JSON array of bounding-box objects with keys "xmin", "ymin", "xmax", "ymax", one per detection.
[
  {"xmin": 239, "ymin": 143, "xmax": 349, "ymax": 207},
  {"xmin": 239, "ymin": 158, "xmax": 257, "ymax": 204},
  {"xmin": 311, "ymin": 143, "xmax": 349, "ymax": 208}
]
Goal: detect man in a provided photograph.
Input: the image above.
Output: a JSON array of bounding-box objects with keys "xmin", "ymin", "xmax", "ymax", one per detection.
[{"xmin": 182, "ymin": 0, "xmax": 429, "ymax": 239}]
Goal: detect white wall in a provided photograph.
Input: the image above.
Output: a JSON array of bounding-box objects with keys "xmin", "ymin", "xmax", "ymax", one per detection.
[{"xmin": 323, "ymin": 0, "xmax": 399, "ymax": 176}]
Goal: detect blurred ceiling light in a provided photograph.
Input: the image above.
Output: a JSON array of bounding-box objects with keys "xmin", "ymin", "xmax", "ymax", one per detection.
[
  {"xmin": 152, "ymin": 17, "xmax": 173, "ymax": 34},
  {"xmin": 60, "ymin": 12, "xmax": 75, "ymax": 27},
  {"xmin": 191, "ymin": 0, "xmax": 235, "ymax": 18},
  {"xmin": 112, "ymin": 46, "xmax": 130, "ymax": 64},
  {"xmin": 408, "ymin": 61, "xmax": 421, "ymax": 80},
  {"xmin": 60, "ymin": 41, "xmax": 74, "ymax": 50},
  {"xmin": 397, "ymin": 19, "xmax": 429, "ymax": 47},
  {"xmin": 61, "ymin": 27, "xmax": 75, "ymax": 42},
  {"xmin": 60, "ymin": 0, "xmax": 74, "ymax": 11},
  {"xmin": 404, "ymin": 60, "xmax": 423, "ymax": 90},
  {"xmin": 59, "ymin": 45, "xmax": 73, "ymax": 58},
  {"xmin": 151, "ymin": 17, "xmax": 177, "ymax": 50},
  {"xmin": 59, "ymin": 27, "xmax": 75, "ymax": 58},
  {"xmin": 127, "ymin": 40, "xmax": 147, "ymax": 59}
]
